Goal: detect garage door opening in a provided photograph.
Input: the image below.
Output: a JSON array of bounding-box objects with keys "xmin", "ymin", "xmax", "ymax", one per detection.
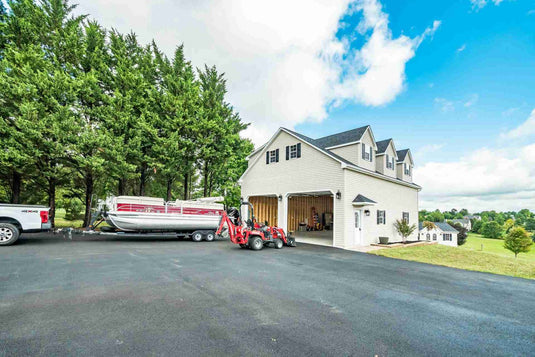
[
  {"xmin": 248, "ymin": 195, "xmax": 278, "ymax": 226},
  {"xmin": 287, "ymin": 192, "xmax": 333, "ymax": 247}
]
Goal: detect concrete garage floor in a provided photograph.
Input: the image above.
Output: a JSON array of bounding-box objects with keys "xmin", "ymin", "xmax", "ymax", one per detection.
[
  {"xmin": 1, "ymin": 234, "xmax": 535, "ymax": 356},
  {"xmin": 293, "ymin": 230, "xmax": 333, "ymax": 247}
]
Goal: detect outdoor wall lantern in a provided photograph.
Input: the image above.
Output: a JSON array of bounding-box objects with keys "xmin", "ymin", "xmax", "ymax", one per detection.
[
  {"xmin": 336, "ymin": 190, "xmax": 341, "ymax": 200},
  {"xmin": 365, "ymin": 210, "xmax": 370, "ymax": 216},
  {"xmin": 278, "ymin": 195, "xmax": 282, "ymax": 201}
]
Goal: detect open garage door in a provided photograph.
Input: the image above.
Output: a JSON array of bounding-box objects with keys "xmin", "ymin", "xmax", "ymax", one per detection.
[
  {"xmin": 287, "ymin": 192, "xmax": 333, "ymax": 247},
  {"xmin": 248, "ymin": 195, "xmax": 278, "ymax": 226}
]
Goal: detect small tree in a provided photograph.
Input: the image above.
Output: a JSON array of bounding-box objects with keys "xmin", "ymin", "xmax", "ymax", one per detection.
[
  {"xmin": 471, "ymin": 220, "xmax": 482, "ymax": 233},
  {"xmin": 481, "ymin": 221, "xmax": 503, "ymax": 239},
  {"xmin": 451, "ymin": 222, "xmax": 468, "ymax": 246},
  {"xmin": 423, "ymin": 221, "xmax": 436, "ymax": 231},
  {"xmin": 394, "ymin": 219, "xmax": 417, "ymax": 243},
  {"xmin": 503, "ymin": 227, "xmax": 533, "ymax": 258}
]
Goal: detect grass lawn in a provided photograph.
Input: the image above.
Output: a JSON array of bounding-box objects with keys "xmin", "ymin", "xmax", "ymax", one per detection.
[
  {"xmin": 54, "ymin": 208, "xmax": 84, "ymax": 228},
  {"xmin": 370, "ymin": 235, "xmax": 535, "ymax": 280},
  {"xmin": 460, "ymin": 233, "xmax": 535, "ymax": 261}
]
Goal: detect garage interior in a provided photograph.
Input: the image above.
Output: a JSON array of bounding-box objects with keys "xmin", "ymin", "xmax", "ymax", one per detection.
[
  {"xmin": 287, "ymin": 192, "xmax": 334, "ymax": 247},
  {"xmin": 248, "ymin": 193, "xmax": 334, "ymax": 247}
]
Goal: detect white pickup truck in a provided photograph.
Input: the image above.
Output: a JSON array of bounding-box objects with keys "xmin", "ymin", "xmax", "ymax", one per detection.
[{"xmin": 0, "ymin": 204, "xmax": 52, "ymax": 246}]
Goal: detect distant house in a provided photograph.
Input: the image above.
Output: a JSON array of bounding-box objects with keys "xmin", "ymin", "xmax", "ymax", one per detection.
[
  {"xmin": 463, "ymin": 215, "xmax": 480, "ymax": 221},
  {"xmin": 450, "ymin": 218, "xmax": 471, "ymax": 231},
  {"xmin": 419, "ymin": 222, "xmax": 458, "ymax": 247}
]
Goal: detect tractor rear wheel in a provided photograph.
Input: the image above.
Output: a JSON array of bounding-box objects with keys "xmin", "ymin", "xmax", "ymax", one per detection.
[
  {"xmin": 273, "ymin": 239, "xmax": 283, "ymax": 249},
  {"xmin": 249, "ymin": 236, "xmax": 263, "ymax": 251}
]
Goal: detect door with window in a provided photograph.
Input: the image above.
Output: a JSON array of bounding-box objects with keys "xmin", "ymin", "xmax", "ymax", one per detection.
[{"xmin": 354, "ymin": 210, "xmax": 362, "ymax": 245}]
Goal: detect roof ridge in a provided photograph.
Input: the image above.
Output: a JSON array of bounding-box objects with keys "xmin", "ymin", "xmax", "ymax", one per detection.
[{"xmin": 315, "ymin": 125, "xmax": 370, "ymax": 141}]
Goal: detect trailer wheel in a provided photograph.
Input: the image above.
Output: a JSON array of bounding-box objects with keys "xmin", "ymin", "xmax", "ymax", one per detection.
[
  {"xmin": 0, "ymin": 223, "xmax": 20, "ymax": 246},
  {"xmin": 204, "ymin": 231, "xmax": 215, "ymax": 242},
  {"xmin": 249, "ymin": 236, "xmax": 263, "ymax": 251},
  {"xmin": 191, "ymin": 231, "xmax": 203, "ymax": 242},
  {"xmin": 273, "ymin": 239, "xmax": 283, "ymax": 249}
]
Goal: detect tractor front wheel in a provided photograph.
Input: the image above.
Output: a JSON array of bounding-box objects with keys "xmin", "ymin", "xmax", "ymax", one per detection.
[
  {"xmin": 273, "ymin": 239, "xmax": 283, "ymax": 249},
  {"xmin": 249, "ymin": 236, "xmax": 263, "ymax": 251}
]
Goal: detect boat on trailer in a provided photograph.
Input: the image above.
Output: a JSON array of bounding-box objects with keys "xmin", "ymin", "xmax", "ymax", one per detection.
[{"xmin": 100, "ymin": 196, "xmax": 225, "ymax": 233}]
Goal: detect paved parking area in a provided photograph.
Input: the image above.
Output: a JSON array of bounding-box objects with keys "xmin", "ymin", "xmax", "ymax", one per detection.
[{"xmin": 1, "ymin": 234, "xmax": 534, "ymax": 356}]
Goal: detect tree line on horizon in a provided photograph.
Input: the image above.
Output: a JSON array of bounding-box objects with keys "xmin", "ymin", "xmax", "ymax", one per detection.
[
  {"xmin": 0, "ymin": 0, "xmax": 254, "ymax": 226},
  {"xmin": 419, "ymin": 208, "xmax": 535, "ymax": 239}
]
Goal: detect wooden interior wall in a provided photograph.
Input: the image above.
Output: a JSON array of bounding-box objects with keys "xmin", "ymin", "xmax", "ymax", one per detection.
[
  {"xmin": 249, "ymin": 196, "xmax": 278, "ymax": 226},
  {"xmin": 287, "ymin": 195, "xmax": 333, "ymax": 232}
]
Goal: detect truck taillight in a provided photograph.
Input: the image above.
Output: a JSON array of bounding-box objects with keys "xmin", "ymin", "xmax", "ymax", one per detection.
[{"xmin": 40, "ymin": 211, "xmax": 49, "ymax": 224}]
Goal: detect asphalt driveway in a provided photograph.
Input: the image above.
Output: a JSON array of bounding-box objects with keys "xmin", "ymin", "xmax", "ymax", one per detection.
[{"xmin": 1, "ymin": 234, "xmax": 534, "ymax": 356}]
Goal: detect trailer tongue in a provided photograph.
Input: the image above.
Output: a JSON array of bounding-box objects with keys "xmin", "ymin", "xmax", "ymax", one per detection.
[{"xmin": 216, "ymin": 201, "xmax": 296, "ymax": 250}]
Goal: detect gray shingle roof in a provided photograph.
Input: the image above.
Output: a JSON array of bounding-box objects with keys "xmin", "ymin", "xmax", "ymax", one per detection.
[
  {"xmin": 282, "ymin": 128, "xmax": 356, "ymax": 167},
  {"xmin": 419, "ymin": 222, "xmax": 458, "ymax": 233},
  {"xmin": 352, "ymin": 194, "xmax": 377, "ymax": 204},
  {"xmin": 313, "ymin": 126, "xmax": 369, "ymax": 149},
  {"xmin": 397, "ymin": 149, "xmax": 409, "ymax": 162},
  {"xmin": 376, "ymin": 139, "xmax": 392, "ymax": 154}
]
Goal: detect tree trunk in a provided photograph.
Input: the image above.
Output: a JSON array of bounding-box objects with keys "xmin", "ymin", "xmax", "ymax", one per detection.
[
  {"xmin": 166, "ymin": 178, "xmax": 173, "ymax": 202},
  {"xmin": 139, "ymin": 163, "xmax": 147, "ymax": 196},
  {"xmin": 203, "ymin": 163, "xmax": 209, "ymax": 197},
  {"xmin": 83, "ymin": 173, "xmax": 93, "ymax": 228},
  {"xmin": 10, "ymin": 170, "xmax": 21, "ymax": 204},
  {"xmin": 183, "ymin": 173, "xmax": 189, "ymax": 200},
  {"xmin": 48, "ymin": 178, "xmax": 56, "ymax": 228},
  {"xmin": 118, "ymin": 178, "xmax": 127, "ymax": 195}
]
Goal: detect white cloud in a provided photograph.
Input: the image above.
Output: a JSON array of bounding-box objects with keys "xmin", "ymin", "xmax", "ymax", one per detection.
[
  {"xmin": 434, "ymin": 97, "xmax": 454, "ymax": 112},
  {"xmin": 415, "ymin": 142, "xmax": 535, "ymax": 211},
  {"xmin": 500, "ymin": 109, "xmax": 535, "ymax": 140},
  {"xmin": 456, "ymin": 44, "xmax": 466, "ymax": 53},
  {"xmin": 470, "ymin": 0, "xmax": 506, "ymax": 10},
  {"xmin": 464, "ymin": 93, "xmax": 478, "ymax": 107},
  {"xmin": 75, "ymin": 0, "xmax": 439, "ymax": 144}
]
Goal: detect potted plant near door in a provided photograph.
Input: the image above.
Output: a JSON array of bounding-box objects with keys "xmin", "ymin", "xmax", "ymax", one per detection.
[{"xmin": 379, "ymin": 236, "xmax": 389, "ymax": 244}]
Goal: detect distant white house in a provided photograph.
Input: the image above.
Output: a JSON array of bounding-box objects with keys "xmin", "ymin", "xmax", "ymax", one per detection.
[
  {"xmin": 419, "ymin": 222, "xmax": 458, "ymax": 247},
  {"xmin": 450, "ymin": 218, "xmax": 471, "ymax": 231}
]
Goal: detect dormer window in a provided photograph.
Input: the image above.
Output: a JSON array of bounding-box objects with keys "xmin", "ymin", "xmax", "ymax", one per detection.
[
  {"xmin": 404, "ymin": 163, "xmax": 411, "ymax": 176},
  {"xmin": 386, "ymin": 154, "xmax": 394, "ymax": 169},
  {"xmin": 362, "ymin": 143, "xmax": 372, "ymax": 162}
]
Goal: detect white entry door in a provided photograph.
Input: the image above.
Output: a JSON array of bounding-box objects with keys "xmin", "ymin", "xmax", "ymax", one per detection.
[{"xmin": 354, "ymin": 210, "xmax": 362, "ymax": 246}]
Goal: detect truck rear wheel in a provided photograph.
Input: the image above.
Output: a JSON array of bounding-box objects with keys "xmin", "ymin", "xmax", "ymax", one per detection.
[
  {"xmin": 191, "ymin": 231, "xmax": 203, "ymax": 242},
  {"xmin": 249, "ymin": 236, "xmax": 263, "ymax": 251},
  {"xmin": 0, "ymin": 223, "xmax": 20, "ymax": 246}
]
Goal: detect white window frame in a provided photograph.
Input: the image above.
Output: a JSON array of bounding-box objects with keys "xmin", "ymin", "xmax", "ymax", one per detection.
[
  {"xmin": 444, "ymin": 233, "xmax": 452, "ymax": 241},
  {"xmin": 402, "ymin": 212, "xmax": 409, "ymax": 223},
  {"xmin": 289, "ymin": 144, "xmax": 298, "ymax": 159},
  {"xmin": 377, "ymin": 210, "xmax": 386, "ymax": 225},
  {"xmin": 269, "ymin": 150, "xmax": 277, "ymax": 163}
]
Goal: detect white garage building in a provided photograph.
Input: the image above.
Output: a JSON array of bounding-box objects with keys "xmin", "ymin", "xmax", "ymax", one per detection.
[{"xmin": 239, "ymin": 126, "xmax": 421, "ymax": 248}]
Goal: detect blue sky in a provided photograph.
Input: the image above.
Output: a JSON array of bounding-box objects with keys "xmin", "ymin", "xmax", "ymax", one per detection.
[
  {"xmin": 77, "ymin": 0, "xmax": 535, "ymax": 211},
  {"xmin": 298, "ymin": 0, "xmax": 535, "ymax": 164}
]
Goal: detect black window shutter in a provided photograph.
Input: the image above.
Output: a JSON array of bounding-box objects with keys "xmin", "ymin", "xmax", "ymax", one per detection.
[
  {"xmin": 362, "ymin": 144, "xmax": 366, "ymax": 159},
  {"xmin": 266, "ymin": 151, "xmax": 269, "ymax": 165},
  {"xmin": 377, "ymin": 210, "xmax": 380, "ymax": 224},
  {"xmin": 386, "ymin": 154, "xmax": 389, "ymax": 164},
  {"xmin": 275, "ymin": 149, "xmax": 279, "ymax": 162},
  {"xmin": 286, "ymin": 146, "xmax": 289, "ymax": 160},
  {"xmin": 297, "ymin": 143, "xmax": 301, "ymax": 158},
  {"xmin": 370, "ymin": 146, "xmax": 373, "ymax": 162},
  {"xmin": 383, "ymin": 211, "xmax": 386, "ymax": 224}
]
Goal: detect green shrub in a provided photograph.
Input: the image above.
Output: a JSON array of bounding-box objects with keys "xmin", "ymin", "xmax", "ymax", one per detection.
[
  {"xmin": 481, "ymin": 221, "xmax": 503, "ymax": 239},
  {"xmin": 64, "ymin": 199, "xmax": 84, "ymax": 221}
]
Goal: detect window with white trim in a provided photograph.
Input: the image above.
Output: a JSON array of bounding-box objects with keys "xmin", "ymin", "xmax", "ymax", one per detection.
[
  {"xmin": 402, "ymin": 212, "xmax": 409, "ymax": 223},
  {"xmin": 443, "ymin": 233, "xmax": 452, "ymax": 241},
  {"xmin": 404, "ymin": 163, "xmax": 411, "ymax": 176},
  {"xmin": 362, "ymin": 143, "xmax": 372, "ymax": 162},
  {"xmin": 386, "ymin": 154, "xmax": 393, "ymax": 169},
  {"xmin": 433, "ymin": 233, "xmax": 437, "ymax": 241},
  {"xmin": 377, "ymin": 210, "xmax": 386, "ymax": 225},
  {"xmin": 426, "ymin": 233, "xmax": 430, "ymax": 240},
  {"xmin": 289, "ymin": 144, "xmax": 298, "ymax": 159},
  {"xmin": 266, "ymin": 149, "xmax": 279, "ymax": 164}
]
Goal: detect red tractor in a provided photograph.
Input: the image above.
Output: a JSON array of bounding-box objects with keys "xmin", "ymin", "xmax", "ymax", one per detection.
[{"xmin": 216, "ymin": 201, "xmax": 296, "ymax": 250}]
